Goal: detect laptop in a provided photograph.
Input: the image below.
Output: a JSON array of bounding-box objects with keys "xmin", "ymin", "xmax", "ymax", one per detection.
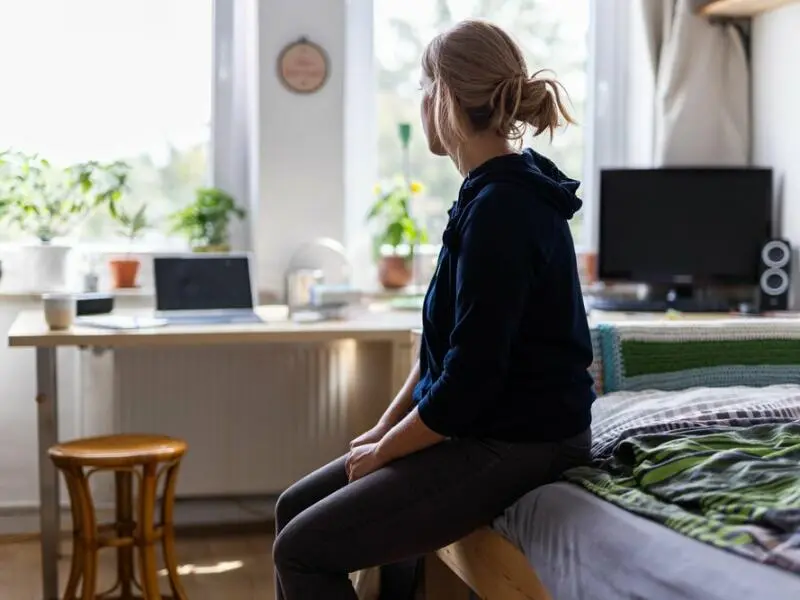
[{"xmin": 153, "ymin": 253, "xmax": 263, "ymax": 325}]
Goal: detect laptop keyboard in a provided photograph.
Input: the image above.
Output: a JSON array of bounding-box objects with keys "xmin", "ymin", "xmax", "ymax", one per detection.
[{"xmin": 162, "ymin": 313, "xmax": 264, "ymax": 325}]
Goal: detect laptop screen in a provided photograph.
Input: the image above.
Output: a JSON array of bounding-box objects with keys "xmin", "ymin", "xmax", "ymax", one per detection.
[{"xmin": 154, "ymin": 256, "xmax": 254, "ymax": 312}]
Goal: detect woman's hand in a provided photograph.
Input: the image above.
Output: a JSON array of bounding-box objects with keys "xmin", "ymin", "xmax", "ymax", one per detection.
[
  {"xmin": 345, "ymin": 442, "xmax": 389, "ymax": 482},
  {"xmin": 349, "ymin": 420, "xmax": 392, "ymax": 449}
]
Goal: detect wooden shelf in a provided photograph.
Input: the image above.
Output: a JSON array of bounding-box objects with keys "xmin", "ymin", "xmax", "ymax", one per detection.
[{"xmin": 700, "ymin": 0, "xmax": 799, "ymax": 17}]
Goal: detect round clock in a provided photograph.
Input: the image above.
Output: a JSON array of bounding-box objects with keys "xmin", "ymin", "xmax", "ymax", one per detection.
[{"xmin": 277, "ymin": 37, "xmax": 329, "ymax": 94}]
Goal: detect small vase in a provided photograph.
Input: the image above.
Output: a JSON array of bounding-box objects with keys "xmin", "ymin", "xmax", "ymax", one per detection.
[
  {"xmin": 109, "ymin": 259, "xmax": 140, "ymax": 289},
  {"xmin": 378, "ymin": 256, "xmax": 412, "ymax": 290},
  {"xmin": 23, "ymin": 243, "xmax": 71, "ymax": 291}
]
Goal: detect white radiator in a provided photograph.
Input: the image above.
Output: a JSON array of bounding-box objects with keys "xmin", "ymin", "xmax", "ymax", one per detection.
[{"xmin": 100, "ymin": 341, "xmax": 394, "ymax": 497}]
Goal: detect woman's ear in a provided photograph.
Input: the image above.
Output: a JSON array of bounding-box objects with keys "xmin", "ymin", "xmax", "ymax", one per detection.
[{"xmin": 421, "ymin": 92, "xmax": 448, "ymax": 157}]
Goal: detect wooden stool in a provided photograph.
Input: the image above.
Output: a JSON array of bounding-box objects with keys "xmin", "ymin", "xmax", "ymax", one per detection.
[{"xmin": 49, "ymin": 434, "xmax": 189, "ymax": 600}]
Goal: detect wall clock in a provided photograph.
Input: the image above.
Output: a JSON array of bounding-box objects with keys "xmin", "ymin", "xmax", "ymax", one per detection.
[{"xmin": 277, "ymin": 37, "xmax": 329, "ymax": 95}]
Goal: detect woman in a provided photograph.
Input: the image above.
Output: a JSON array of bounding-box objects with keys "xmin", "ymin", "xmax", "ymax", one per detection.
[{"xmin": 273, "ymin": 19, "xmax": 595, "ymax": 599}]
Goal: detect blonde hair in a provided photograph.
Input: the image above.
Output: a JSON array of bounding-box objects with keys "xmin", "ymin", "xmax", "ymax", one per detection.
[{"xmin": 421, "ymin": 19, "xmax": 575, "ymax": 150}]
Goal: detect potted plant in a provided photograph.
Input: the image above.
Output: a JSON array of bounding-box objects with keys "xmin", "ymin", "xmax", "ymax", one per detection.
[
  {"xmin": 108, "ymin": 203, "xmax": 151, "ymax": 288},
  {"xmin": 367, "ymin": 178, "xmax": 428, "ymax": 290},
  {"xmin": 169, "ymin": 187, "xmax": 245, "ymax": 252},
  {"xmin": 0, "ymin": 150, "xmax": 129, "ymax": 290}
]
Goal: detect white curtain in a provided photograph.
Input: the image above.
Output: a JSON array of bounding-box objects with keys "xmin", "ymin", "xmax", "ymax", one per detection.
[{"xmin": 640, "ymin": 0, "xmax": 750, "ymax": 166}]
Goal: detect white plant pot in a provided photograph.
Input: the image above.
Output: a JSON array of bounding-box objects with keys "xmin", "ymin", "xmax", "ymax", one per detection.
[{"xmin": 22, "ymin": 243, "xmax": 72, "ymax": 292}]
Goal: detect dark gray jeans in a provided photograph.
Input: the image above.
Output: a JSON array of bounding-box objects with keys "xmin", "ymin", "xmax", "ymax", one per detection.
[{"xmin": 273, "ymin": 429, "xmax": 590, "ymax": 600}]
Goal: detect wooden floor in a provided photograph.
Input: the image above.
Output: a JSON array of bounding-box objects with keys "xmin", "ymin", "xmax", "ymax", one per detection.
[{"xmin": 0, "ymin": 533, "xmax": 275, "ymax": 599}]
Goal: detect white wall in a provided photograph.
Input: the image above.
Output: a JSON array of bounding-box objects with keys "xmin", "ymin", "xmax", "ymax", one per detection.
[
  {"xmin": 252, "ymin": 0, "xmax": 345, "ymax": 294},
  {"xmin": 752, "ymin": 4, "xmax": 800, "ymax": 306}
]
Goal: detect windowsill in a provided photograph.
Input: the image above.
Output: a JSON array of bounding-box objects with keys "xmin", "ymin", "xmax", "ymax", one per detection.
[
  {"xmin": 0, "ymin": 286, "xmax": 157, "ymax": 300},
  {"xmin": 0, "ymin": 241, "xmax": 190, "ymax": 254}
]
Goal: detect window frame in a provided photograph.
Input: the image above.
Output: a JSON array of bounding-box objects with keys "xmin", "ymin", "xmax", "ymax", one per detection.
[
  {"xmin": 0, "ymin": 0, "xmax": 245, "ymax": 253},
  {"xmin": 347, "ymin": 0, "xmax": 632, "ymax": 258},
  {"xmin": 582, "ymin": 0, "xmax": 632, "ymax": 252},
  {"xmin": 212, "ymin": 0, "xmax": 254, "ymax": 253}
]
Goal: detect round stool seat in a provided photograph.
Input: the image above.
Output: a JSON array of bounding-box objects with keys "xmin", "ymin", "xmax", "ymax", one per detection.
[
  {"xmin": 50, "ymin": 434, "xmax": 189, "ymax": 599},
  {"xmin": 49, "ymin": 434, "xmax": 187, "ymax": 467}
]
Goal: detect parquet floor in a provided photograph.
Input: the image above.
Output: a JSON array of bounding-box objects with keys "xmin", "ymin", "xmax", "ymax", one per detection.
[{"xmin": 0, "ymin": 533, "xmax": 275, "ymax": 599}]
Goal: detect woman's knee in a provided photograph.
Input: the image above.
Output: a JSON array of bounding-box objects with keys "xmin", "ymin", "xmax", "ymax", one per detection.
[
  {"xmin": 274, "ymin": 485, "xmax": 305, "ymax": 531},
  {"xmin": 272, "ymin": 519, "xmax": 320, "ymax": 574},
  {"xmin": 272, "ymin": 526, "xmax": 295, "ymax": 571},
  {"xmin": 274, "ymin": 455, "xmax": 349, "ymax": 532}
]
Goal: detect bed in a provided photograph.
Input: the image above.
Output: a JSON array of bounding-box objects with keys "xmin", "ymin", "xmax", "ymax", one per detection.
[
  {"xmin": 424, "ymin": 319, "xmax": 800, "ymax": 599},
  {"xmin": 491, "ymin": 478, "xmax": 800, "ymax": 600}
]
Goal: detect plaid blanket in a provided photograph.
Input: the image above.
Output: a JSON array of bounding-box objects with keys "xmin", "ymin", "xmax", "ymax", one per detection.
[
  {"xmin": 590, "ymin": 385, "xmax": 800, "ymax": 460},
  {"xmin": 565, "ymin": 422, "xmax": 800, "ymax": 574}
]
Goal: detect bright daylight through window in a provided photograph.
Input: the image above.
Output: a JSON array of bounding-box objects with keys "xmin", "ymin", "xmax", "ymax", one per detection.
[
  {"xmin": 374, "ymin": 0, "xmax": 590, "ymax": 247},
  {"xmin": 0, "ymin": 0, "xmax": 213, "ymax": 246}
]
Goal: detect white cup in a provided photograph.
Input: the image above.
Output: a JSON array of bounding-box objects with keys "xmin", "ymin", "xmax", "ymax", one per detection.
[{"xmin": 42, "ymin": 293, "xmax": 77, "ymax": 331}]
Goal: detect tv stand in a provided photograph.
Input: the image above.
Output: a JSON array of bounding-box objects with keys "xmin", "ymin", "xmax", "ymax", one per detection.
[{"xmin": 590, "ymin": 297, "xmax": 734, "ymax": 313}]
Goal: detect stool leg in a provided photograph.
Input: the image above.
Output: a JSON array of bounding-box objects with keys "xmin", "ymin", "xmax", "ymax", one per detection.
[
  {"xmin": 137, "ymin": 463, "xmax": 162, "ymax": 600},
  {"xmin": 115, "ymin": 471, "xmax": 136, "ymax": 599},
  {"xmin": 161, "ymin": 463, "xmax": 188, "ymax": 600},
  {"xmin": 61, "ymin": 468, "xmax": 85, "ymax": 600},
  {"xmin": 64, "ymin": 466, "xmax": 98, "ymax": 600}
]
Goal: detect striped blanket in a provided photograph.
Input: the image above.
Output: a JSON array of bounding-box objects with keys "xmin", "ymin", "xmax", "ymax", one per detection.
[
  {"xmin": 565, "ymin": 423, "xmax": 800, "ymax": 574},
  {"xmin": 566, "ymin": 385, "xmax": 800, "ymax": 574}
]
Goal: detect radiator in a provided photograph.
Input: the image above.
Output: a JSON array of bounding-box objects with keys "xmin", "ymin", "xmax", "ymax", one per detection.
[{"xmin": 95, "ymin": 341, "xmax": 395, "ymax": 497}]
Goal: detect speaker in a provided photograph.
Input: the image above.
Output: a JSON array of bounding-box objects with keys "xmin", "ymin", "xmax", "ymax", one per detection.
[
  {"xmin": 759, "ymin": 239, "xmax": 792, "ymax": 311},
  {"xmin": 75, "ymin": 292, "xmax": 115, "ymax": 316}
]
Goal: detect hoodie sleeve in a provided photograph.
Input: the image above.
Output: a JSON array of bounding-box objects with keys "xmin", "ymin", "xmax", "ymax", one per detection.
[{"xmin": 416, "ymin": 184, "xmax": 557, "ymax": 436}]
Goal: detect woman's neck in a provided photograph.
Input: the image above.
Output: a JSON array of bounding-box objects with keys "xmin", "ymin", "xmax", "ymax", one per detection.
[{"xmin": 451, "ymin": 135, "xmax": 517, "ymax": 176}]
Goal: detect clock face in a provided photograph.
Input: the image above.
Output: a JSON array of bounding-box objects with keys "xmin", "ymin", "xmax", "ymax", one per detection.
[{"xmin": 278, "ymin": 40, "xmax": 329, "ymax": 94}]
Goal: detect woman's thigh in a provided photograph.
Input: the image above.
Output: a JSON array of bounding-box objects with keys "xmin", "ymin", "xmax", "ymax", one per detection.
[
  {"xmin": 273, "ymin": 436, "xmax": 561, "ymax": 574},
  {"xmin": 274, "ymin": 454, "xmax": 349, "ymax": 532}
]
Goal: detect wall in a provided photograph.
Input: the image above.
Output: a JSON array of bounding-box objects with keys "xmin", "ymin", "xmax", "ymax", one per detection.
[
  {"xmin": 250, "ymin": 0, "xmax": 375, "ymax": 296},
  {"xmin": 251, "ymin": 0, "xmax": 346, "ymax": 294},
  {"xmin": 752, "ymin": 4, "xmax": 800, "ymax": 307}
]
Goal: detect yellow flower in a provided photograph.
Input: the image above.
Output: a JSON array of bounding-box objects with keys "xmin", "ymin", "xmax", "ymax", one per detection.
[
  {"xmin": 410, "ymin": 181, "xmax": 424, "ymax": 194},
  {"xmin": 373, "ymin": 184, "xmax": 382, "ymax": 196}
]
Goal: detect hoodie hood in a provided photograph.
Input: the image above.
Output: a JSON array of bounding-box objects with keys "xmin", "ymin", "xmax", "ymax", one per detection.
[{"xmin": 458, "ymin": 148, "xmax": 582, "ymax": 220}]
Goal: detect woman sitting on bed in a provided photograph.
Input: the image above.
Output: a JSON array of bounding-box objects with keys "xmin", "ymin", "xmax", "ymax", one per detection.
[{"xmin": 273, "ymin": 18, "xmax": 595, "ymax": 600}]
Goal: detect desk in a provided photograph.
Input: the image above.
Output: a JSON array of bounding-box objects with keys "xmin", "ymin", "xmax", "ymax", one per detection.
[{"xmin": 7, "ymin": 306, "xmax": 420, "ymax": 600}]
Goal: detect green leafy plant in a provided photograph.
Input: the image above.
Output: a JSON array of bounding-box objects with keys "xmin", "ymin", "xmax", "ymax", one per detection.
[
  {"xmin": 367, "ymin": 178, "xmax": 428, "ymax": 260},
  {"xmin": 169, "ymin": 187, "xmax": 245, "ymax": 251},
  {"xmin": 0, "ymin": 149, "xmax": 129, "ymax": 243},
  {"xmin": 111, "ymin": 202, "xmax": 151, "ymax": 245}
]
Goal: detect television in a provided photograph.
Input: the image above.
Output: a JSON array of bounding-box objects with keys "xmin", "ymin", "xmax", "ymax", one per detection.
[{"xmin": 597, "ymin": 168, "xmax": 773, "ymax": 310}]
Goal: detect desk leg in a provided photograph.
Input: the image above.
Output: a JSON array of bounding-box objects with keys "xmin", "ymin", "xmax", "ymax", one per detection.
[
  {"xmin": 36, "ymin": 347, "xmax": 60, "ymax": 600},
  {"xmin": 390, "ymin": 338, "xmax": 415, "ymax": 393}
]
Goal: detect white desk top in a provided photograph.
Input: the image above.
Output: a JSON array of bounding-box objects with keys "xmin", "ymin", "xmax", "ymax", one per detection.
[{"xmin": 7, "ymin": 306, "xmax": 422, "ymax": 349}]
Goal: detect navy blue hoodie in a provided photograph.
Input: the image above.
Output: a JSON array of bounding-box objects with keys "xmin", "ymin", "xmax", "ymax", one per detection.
[{"xmin": 412, "ymin": 148, "xmax": 595, "ymax": 442}]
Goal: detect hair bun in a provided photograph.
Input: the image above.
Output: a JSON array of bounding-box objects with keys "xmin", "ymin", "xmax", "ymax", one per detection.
[
  {"xmin": 419, "ymin": 19, "xmax": 575, "ymax": 148},
  {"xmin": 517, "ymin": 71, "xmax": 575, "ymax": 139}
]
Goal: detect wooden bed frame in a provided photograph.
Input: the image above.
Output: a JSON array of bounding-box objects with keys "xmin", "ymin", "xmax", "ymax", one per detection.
[{"xmin": 423, "ymin": 527, "xmax": 552, "ymax": 600}]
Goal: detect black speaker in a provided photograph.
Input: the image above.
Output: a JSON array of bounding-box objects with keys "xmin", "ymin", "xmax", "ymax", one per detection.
[{"xmin": 759, "ymin": 239, "xmax": 792, "ymax": 311}]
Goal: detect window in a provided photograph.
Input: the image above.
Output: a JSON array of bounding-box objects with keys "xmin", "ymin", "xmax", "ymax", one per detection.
[
  {"xmin": 0, "ymin": 0, "xmax": 216, "ymax": 246},
  {"xmin": 374, "ymin": 0, "xmax": 591, "ymax": 247}
]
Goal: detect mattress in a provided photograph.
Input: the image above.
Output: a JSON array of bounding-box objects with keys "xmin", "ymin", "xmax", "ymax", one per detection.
[{"xmin": 492, "ymin": 482, "xmax": 800, "ymax": 600}]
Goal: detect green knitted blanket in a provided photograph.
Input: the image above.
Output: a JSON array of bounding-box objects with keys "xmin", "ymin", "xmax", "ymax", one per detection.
[{"xmin": 565, "ymin": 422, "xmax": 800, "ymax": 575}]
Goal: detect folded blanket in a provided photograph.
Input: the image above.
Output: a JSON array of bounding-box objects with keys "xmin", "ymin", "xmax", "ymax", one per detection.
[
  {"xmin": 565, "ymin": 422, "xmax": 800, "ymax": 575},
  {"xmin": 591, "ymin": 385, "xmax": 800, "ymax": 460}
]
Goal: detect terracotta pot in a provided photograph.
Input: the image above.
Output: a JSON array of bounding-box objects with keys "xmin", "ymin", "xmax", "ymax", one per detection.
[
  {"xmin": 109, "ymin": 259, "xmax": 140, "ymax": 289},
  {"xmin": 378, "ymin": 255, "xmax": 412, "ymax": 290}
]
